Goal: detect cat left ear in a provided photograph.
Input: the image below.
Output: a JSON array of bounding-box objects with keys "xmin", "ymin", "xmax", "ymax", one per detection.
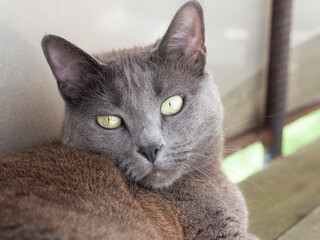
[
  {"xmin": 157, "ymin": 1, "xmax": 206, "ymax": 66},
  {"xmin": 41, "ymin": 34, "xmax": 102, "ymax": 103}
]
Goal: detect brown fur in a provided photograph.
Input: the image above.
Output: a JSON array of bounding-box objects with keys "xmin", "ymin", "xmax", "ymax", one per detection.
[
  {"xmin": 0, "ymin": 1, "xmax": 259, "ymax": 239},
  {"xmin": 0, "ymin": 144, "xmax": 183, "ymax": 240}
]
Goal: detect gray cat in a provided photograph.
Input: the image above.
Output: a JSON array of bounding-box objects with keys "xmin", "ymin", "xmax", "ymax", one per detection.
[{"xmin": 0, "ymin": 1, "xmax": 258, "ymax": 239}]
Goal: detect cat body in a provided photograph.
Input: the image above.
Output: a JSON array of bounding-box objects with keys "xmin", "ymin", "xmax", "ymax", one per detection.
[
  {"xmin": 0, "ymin": 143, "xmax": 247, "ymax": 240},
  {"xmin": 0, "ymin": 1, "xmax": 255, "ymax": 239},
  {"xmin": 0, "ymin": 144, "xmax": 183, "ymax": 240}
]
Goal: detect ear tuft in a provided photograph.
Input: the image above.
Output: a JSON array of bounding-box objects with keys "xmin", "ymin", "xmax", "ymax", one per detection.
[
  {"xmin": 158, "ymin": 1, "xmax": 206, "ymax": 65},
  {"xmin": 41, "ymin": 35, "xmax": 101, "ymax": 103}
]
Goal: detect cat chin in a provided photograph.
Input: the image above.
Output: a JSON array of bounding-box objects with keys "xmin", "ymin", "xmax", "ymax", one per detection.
[{"xmin": 138, "ymin": 168, "xmax": 184, "ymax": 189}]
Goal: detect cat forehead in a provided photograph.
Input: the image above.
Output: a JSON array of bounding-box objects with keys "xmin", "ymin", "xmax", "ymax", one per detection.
[{"xmin": 93, "ymin": 50, "xmax": 198, "ymax": 102}]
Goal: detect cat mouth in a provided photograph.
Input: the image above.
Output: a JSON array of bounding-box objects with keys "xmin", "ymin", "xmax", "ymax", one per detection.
[
  {"xmin": 148, "ymin": 169, "xmax": 171, "ymax": 187},
  {"xmin": 151, "ymin": 167, "xmax": 168, "ymax": 179},
  {"xmin": 138, "ymin": 166, "xmax": 181, "ymax": 189}
]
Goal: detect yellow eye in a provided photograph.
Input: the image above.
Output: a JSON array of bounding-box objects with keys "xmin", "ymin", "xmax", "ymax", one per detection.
[
  {"xmin": 97, "ymin": 115, "xmax": 122, "ymax": 129},
  {"xmin": 161, "ymin": 95, "xmax": 184, "ymax": 116}
]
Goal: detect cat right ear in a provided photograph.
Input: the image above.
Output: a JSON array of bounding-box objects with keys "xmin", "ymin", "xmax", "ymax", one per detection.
[
  {"xmin": 41, "ymin": 35, "xmax": 101, "ymax": 103},
  {"xmin": 157, "ymin": 1, "xmax": 206, "ymax": 69}
]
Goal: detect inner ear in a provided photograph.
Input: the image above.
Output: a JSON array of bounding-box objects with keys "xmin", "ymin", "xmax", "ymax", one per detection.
[
  {"xmin": 42, "ymin": 34, "xmax": 102, "ymax": 103},
  {"xmin": 158, "ymin": 1, "xmax": 206, "ymax": 63}
]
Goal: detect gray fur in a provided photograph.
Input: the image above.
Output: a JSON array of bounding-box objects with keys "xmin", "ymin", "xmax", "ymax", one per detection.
[
  {"xmin": 61, "ymin": 49, "xmax": 223, "ymax": 189},
  {"xmin": 1, "ymin": 1, "xmax": 259, "ymax": 239},
  {"xmin": 44, "ymin": 2, "xmax": 220, "ymax": 190}
]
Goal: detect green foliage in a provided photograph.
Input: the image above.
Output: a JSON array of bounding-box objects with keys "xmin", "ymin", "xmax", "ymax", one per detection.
[
  {"xmin": 222, "ymin": 142, "xmax": 264, "ymax": 183},
  {"xmin": 283, "ymin": 109, "xmax": 320, "ymax": 156},
  {"xmin": 223, "ymin": 109, "xmax": 320, "ymax": 183}
]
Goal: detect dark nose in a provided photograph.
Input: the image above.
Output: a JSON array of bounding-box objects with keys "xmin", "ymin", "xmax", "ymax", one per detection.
[{"xmin": 138, "ymin": 144, "xmax": 162, "ymax": 162}]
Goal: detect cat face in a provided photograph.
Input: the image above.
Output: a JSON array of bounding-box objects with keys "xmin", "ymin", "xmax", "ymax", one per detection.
[{"xmin": 42, "ymin": 1, "xmax": 224, "ymax": 188}]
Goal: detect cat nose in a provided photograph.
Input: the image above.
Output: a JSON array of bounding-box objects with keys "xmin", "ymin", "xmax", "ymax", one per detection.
[{"xmin": 138, "ymin": 144, "xmax": 162, "ymax": 163}]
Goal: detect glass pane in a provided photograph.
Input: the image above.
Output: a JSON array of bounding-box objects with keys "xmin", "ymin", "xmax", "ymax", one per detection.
[
  {"xmin": 202, "ymin": 0, "xmax": 270, "ymax": 137},
  {"xmin": 288, "ymin": 0, "xmax": 320, "ymax": 113}
]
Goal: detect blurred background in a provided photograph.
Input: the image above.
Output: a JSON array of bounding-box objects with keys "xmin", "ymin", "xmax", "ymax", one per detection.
[
  {"xmin": 1, "ymin": 1, "xmax": 320, "ymax": 239},
  {"xmin": 0, "ymin": 0, "xmax": 320, "ymax": 182}
]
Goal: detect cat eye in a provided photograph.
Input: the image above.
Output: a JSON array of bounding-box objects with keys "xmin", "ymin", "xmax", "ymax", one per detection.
[
  {"xmin": 97, "ymin": 115, "xmax": 122, "ymax": 129},
  {"xmin": 161, "ymin": 95, "xmax": 184, "ymax": 116}
]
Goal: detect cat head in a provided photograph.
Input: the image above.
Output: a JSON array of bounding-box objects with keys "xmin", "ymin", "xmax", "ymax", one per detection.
[{"xmin": 42, "ymin": 1, "xmax": 224, "ymax": 189}]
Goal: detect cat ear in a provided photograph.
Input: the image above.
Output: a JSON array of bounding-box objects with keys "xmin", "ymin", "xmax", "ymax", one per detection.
[
  {"xmin": 41, "ymin": 34, "xmax": 102, "ymax": 103},
  {"xmin": 157, "ymin": 1, "xmax": 206, "ymax": 66}
]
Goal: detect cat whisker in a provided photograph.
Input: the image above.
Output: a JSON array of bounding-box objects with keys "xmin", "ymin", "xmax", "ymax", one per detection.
[
  {"xmin": 186, "ymin": 160, "xmax": 268, "ymax": 211},
  {"xmin": 190, "ymin": 151, "xmax": 290, "ymax": 193},
  {"xmin": 128, "ymin": 176, "xmax": 138, "ymax": 199},
  {"xmin": 182, "ymin": 149, "xmax": 216, "ymax": 155},
  {"xmin": 270, "ymin": 160, "xmax": 304, "ymax": 184},
  {"xmin": 187, "ymin": 152, "xmax": 220, "ymax": 161},
  {"xmin": 182, "ymin": 162, "xmax": 223, "ymax": 194},
  {"xmin": 221, "ymin": 166, "xmax": 286, "ymax": 227},
  {"xmin": 222, "ymin": 148, "xmax": 304, "ymax": 184},
  {"xmin": 168, "ymin": 140, "xmax": 193, "ymax": 151},
  {"xmin": 190, "ymin": 152, "xmax": 290, "ymax": 220}
]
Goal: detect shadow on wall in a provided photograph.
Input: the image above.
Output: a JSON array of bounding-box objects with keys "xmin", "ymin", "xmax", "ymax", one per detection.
[{"xmin": 0, "ymin": 21, "xmax": 64, "ymax": 155}]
